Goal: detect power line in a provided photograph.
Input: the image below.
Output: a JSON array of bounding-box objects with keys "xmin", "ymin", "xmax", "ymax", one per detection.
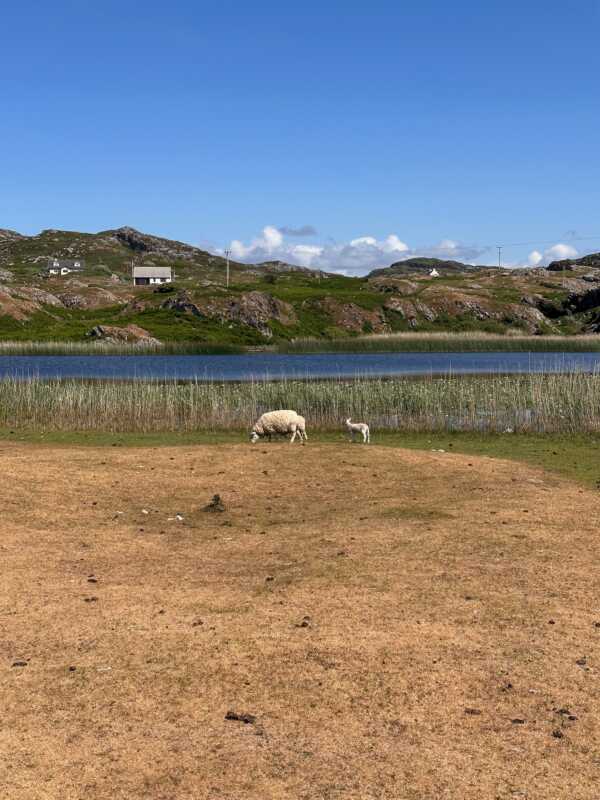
[{"xmin": 493, "ymin": 234, "xmax": 600, "ymax": 251}]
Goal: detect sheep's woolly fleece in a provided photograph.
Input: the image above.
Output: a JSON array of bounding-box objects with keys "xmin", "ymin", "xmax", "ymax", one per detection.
[{"xmin": 251, "ymin": 410, "xmax": 305, "ymax": 437}]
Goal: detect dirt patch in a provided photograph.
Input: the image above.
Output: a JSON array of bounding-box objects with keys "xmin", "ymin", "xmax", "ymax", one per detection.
[{"xmin": 1, "ymin": 443, "xmax": 600, "ymax": 799}]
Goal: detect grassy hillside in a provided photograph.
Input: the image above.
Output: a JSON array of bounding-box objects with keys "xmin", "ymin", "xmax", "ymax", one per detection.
[{"xmin": 1, "ymin": 225, "xmax": 600, "ymax": 348}]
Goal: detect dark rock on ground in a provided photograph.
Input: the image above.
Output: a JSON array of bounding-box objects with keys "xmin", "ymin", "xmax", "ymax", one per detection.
[
  {"xmin": 225, "ymin": 710, "xmax": 256, "ymax": 724},
  {"xmin": 203, "ymin": 494, "xmax": 225, "ymax": 512}
]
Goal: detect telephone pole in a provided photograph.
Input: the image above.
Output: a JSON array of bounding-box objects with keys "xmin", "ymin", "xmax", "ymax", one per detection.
[
  {"xmin": 224, "ymin": 248, "xmax": 231, "ymax": 289},
  {"xmin": 496, "ymin": 245, "xmax": 503, "ymax": 268}
]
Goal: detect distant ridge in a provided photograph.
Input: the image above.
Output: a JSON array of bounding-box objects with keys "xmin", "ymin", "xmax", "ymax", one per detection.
[
  {"xmin": 255, "ymin": 260, "xmax": 328, "ymax": 277},
  {"xmin": 368, "ymin": 256, "xmax": 490, "ymax": 278}
]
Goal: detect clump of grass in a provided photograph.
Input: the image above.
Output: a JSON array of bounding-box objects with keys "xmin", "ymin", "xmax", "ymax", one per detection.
[
  {"xmin": 277, "ymin": 332, "xmax": 600, "ymax": 354},
  {"xmin": 1, "ymin": 372, "xmax": 600, "ymax": 434}
]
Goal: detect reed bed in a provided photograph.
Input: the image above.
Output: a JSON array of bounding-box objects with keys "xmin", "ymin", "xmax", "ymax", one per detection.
[
  {"xmin": 1, "ymin": 372, "xmax": 600, "ymax": 434},
  {"xmin": 279, "ymin": 332, "xmax": 600, "ymax": 353},
  {"xmin": 1, "ymin": 333, "xmax": 600, "ymax": 355},
  {"xmin": 0, "ymin": 341, "xmax": 244, "ymax": 356}
]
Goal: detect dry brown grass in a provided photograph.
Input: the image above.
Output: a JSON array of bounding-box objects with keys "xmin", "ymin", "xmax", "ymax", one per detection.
[{"xmin": 2, "ymin": 442, "xmax": 600, "ymax": 799}]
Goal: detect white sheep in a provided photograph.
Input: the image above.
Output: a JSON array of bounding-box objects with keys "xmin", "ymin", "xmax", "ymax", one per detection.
[
  {"xmin": 345, "ymin": 417, "xmax": 370, "ymax": 444},
  {"xmin": 250, "ymin": 410, "xmax": 307, "ymax": 444}
]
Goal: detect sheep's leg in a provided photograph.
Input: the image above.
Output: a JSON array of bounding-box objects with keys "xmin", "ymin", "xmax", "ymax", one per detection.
[
  {"xmin": 290, "ymin": 426, "xmax": 298, "ymax": 443},
  {"xmin": 366, "ymin": 429, "xmax": 370, "ymax": 444}
]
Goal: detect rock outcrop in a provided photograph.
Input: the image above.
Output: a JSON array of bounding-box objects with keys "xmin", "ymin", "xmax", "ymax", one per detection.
[
  {"xmin": 548, "ymin": 252, "xmax": 600, "ymax": 272},
  {"xmin": 203, "ymin": 292, "xmax": 297, "ymax": 337},
  {"xmin": 57, "ymin": 289, "xmax": 123, "ymax": 309},
  {"xmin": 306, "ymin": 298, "xmax": 389, "ymax": 333},
  {"xmin": 160, "ymin": 292, "xmax": 206, "ymax": 318},
  {"xmin": 86, "ymin": 324, "xmax": 161, "ymax": 345},
  {"xmin": 162, "ymin": 291, "xmax": 297, "ymax": 337},
  {"xmin": 369, "ymin": 277, "xmax": 420, "ymax": 295}
]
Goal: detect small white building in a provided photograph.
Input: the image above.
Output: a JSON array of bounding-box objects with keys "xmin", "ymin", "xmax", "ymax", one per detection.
[
  {"xmin": 133, "ymin": 266, "xmax": 173, "ymax": 286},
  {"xmin": 429, "ymin": 268, "xmax": 440, "ymax": 277},
  {"xmin": 46, "ymin": 258, "xmax": 85, "ymax": 276}
]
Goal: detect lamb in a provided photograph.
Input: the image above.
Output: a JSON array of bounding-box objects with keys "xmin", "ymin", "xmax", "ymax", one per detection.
[
  {"xmin": 250, "ymin": 410, "xmax": 307, "ymax": 444},
  {"xmin": 345, "ymin": 417, "xmax": 370, "ymax": 444}
]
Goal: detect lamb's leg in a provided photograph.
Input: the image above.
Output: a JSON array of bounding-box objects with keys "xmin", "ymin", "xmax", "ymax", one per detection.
[
  {"xmin": 290, "ymin": 426, "xmax": 298, "ymax": 444},
  {"xmin": 366, "ymin": 429, "xmax": 370, "ymax": 444},
  {"xmin": 362, "ymin": 430, "xmax": 367, "ymax": 443}
]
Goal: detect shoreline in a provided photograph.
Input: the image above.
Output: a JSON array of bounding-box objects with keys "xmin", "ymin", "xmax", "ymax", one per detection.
[{"xmin": 1, "ymin": 331, "xmax": 600, "ymax": 356}]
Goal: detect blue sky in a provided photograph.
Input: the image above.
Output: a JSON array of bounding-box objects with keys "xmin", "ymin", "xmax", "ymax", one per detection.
[{"xmin": 1, "ymin": 0, "xmax": 599, "ymax": 272}]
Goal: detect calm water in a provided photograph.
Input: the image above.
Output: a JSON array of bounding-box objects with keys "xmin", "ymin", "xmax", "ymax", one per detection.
[{"xmin": 1, "ymin": 352, "xmax": 600, "ymax": 380}]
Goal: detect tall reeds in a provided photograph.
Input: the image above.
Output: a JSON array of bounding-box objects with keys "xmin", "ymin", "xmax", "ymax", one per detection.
[
  {"xmin": 278, "ymin": 332, "xmax": 600, "ymax": 353},
  {"xmin": 0, "ymin": 333, "xmax": 599, "ymax": 355},
  {"xmin": 1, "ymin": 372, "xmax": 599, "ymax": 433},
  {"xmin": 0, "ymin": 341, "xmax": 244, "ymax": 355}
]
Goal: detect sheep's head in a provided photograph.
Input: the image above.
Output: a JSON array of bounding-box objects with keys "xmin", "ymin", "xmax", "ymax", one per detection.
[
  {"xmin": 345, "ymin": 418, "xmax": 352, "ymax": 425},
  {"xmin": 249, "ymin": 430, "xmax": 260, "ymax": 443}
]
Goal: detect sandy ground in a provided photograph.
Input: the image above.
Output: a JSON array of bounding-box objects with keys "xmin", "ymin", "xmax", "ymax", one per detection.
[{"xmin": 1, "ymin": 441, "xmax": 600, "ymax": 799}]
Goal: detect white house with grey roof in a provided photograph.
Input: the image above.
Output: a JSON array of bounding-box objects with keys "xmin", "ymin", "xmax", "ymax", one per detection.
[
  {"xmin": 133, "ymin": 266, "xmax": 172, "ymax": 286},
  {"xmin": 45, "ymin": 258, "xmax": 85, "ymax": 276}
]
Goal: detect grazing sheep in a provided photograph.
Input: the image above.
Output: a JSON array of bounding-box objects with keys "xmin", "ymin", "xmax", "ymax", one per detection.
[
  {"xmin": 250, "ymin": 410, "xmax": 307, "ymax": 444},
  {"xmin": 345, "ymin": 417, "xmax": 370, "ymax": 444}
]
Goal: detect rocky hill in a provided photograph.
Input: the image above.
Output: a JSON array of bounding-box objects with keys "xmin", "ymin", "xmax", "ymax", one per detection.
[
  {"xmin": 368, "ymin": 256, "xmax": 485, "ymax": 278},
  {"xmin": 547, "ymin": 251, "xmax": 600, "ymax": 271},
  {"xmin": 2, "ymin": 225, "xmax": 600, "ymax": 345}
]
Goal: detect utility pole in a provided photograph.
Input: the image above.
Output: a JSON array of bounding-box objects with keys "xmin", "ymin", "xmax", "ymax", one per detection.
[
  {"xmin": 496, "ymin": 246, "xmax": 503, "ymax": 268},
  {"xmin": 224, "ymin": 248, "xmax": 231, "ymax": 289}
]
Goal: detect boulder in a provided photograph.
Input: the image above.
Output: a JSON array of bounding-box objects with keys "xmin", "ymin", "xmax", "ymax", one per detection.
[
  {"xmin": 17, "ymin": 287, "xmax": 63, "ymax": 307},
  {"xmin": 86, "ymin": 324, "xmax": 161, "ymax": 345},
  {"xmin": 547, "ymin": 260, "xmax": 574, "ymax": 272},
  {"xmin": 161, "ymin": 292, "xmax": 206, "ymax": 318}
]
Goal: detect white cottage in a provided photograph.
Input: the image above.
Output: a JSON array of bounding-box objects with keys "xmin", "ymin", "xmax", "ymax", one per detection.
[
  {"xmin": 46, "ymin": 258, "xmax": 85, "ymax": 276},
  {"xmin": 133, "ymin": 266, "xmax": 173, "ymax": 286}
]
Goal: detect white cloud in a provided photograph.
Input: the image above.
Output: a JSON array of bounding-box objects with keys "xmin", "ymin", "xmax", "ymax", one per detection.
[
  {"xmin": 382, "ymin": 235, "xmax": 410, "ymax": 254},
  {"xmin": 544, "ymin": 243, "xmax": 578, "ymax": 261},
  {"xmin": 521, "ymin": 242, "xmax": 579, "ymax": 268},
  {"xmin": 350, "ymin": 236, "xmax": 378, "ymax": 247},
  {"xmin": 229, "ymin": 225, "xmax": 284, "ymax": 261},
  {"xmin": 439, "ymin": 239, "xmax": 458, "ymax": 250},
  {"xmin": 218, "ymin": 226, "xmax": 486, "ymax": 274},
  {"xmin": 528, "ymin": 249, "xmax": 543, "ymax": 266}
]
